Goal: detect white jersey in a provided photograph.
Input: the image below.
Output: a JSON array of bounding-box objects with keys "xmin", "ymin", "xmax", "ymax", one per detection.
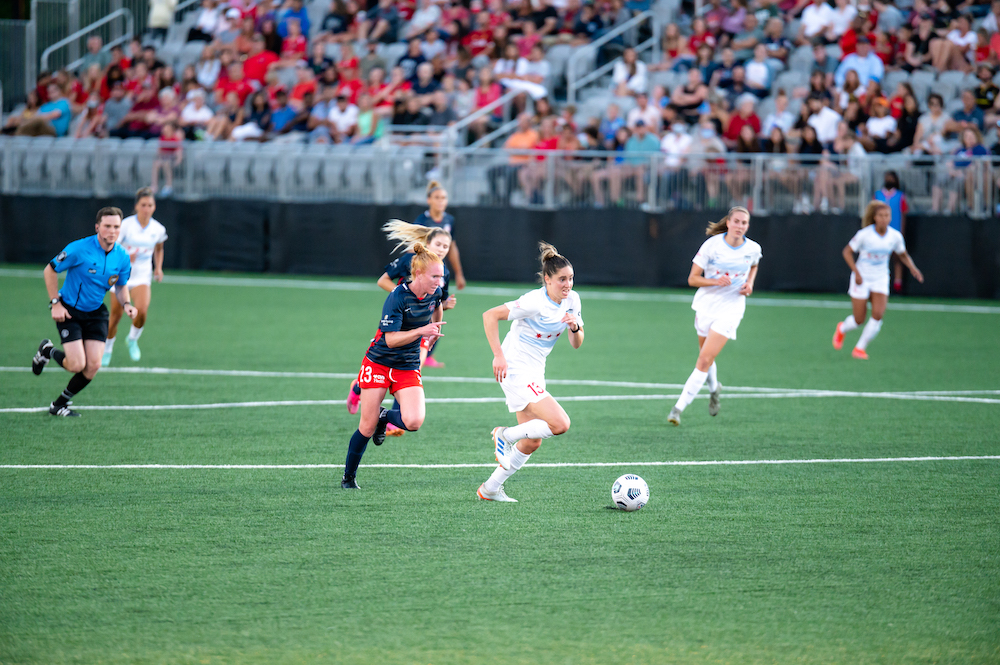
[
  {"xmin": 501, "ymin": 287, "xmax": 584, "ymax": 378},
  {"xmin": 691, "ymin": 233, "xmax": 763, "ymax": 318},
  {"xmin": 849, "ymin": 225, "xmax": 905, "ymax": 283},
  {"xmin": 118, "ymin": 215, "xmax": 168, "ymax": 286}
]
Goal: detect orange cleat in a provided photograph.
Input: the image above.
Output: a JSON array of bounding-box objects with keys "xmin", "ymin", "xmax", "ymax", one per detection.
[
  {"xmin": 833, "ymin": 322, "xmax": 845, "ymax": 350},
  {"xmin": 385, "ymin": 423, "xmax": 405, "ymax": 437},
  {"xmin": 852, "ymin": 347, "xmax": 869, "ymax": 360}
]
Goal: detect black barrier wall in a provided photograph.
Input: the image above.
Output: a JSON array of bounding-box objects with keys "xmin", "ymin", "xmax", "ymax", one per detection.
[{"xmin": 2, "ymin": 195, "xmax": 998, "ymax": 298}]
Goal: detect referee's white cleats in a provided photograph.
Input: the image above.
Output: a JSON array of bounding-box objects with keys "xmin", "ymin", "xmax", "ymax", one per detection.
[
  {"xmin": 492, "ymin": 427, "xmax": 511, "ymax": 470},
  {"xmin": 477, "ymin": 483, "xmax": 517, "ymax": 502},
  {"xmin": 668, "ymin": 407, "xmax": 682, "ymax": 426},
  {"xmin": 49, "ymin": 401, "xmax": 80, "ymax": 417},
  {"xmin": 32, "ymin": 339, "xmax": 53, "ymax": 376},
  {"xmin": 708, "ymin": 384, "xmax": 721, "ymax": 417}
]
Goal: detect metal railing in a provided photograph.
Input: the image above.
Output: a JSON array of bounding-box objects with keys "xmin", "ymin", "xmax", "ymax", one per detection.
[
  {"xmin": 567, "ymin": 10, "xmax": 660, "ymax": 104},
  {"xmin": 39, "ymin": 7, "xmax": 134, "ymax": 73},
  {"xmin": 0, "ymin": 138, "xmax": 996, "ymax": 218}
]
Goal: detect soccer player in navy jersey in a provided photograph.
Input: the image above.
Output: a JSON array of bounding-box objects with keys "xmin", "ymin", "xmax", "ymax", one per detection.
[
  {"xmin": 31, "ymin": 207, "xmax": 138, "ymax": 417},
  {"xmin": 414, "ymin": 181, "xmax": 465, "ymax": 324},
  {"xmin": 342, "ymin": 243, "xmax": 447, "ymax": 489}
]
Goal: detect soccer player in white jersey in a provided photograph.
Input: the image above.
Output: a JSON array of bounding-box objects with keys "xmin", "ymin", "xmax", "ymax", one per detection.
[
  {"xmin": 477, "ymin": 242, "xmax": 584, "ymax": 503},
  {"xmin": 104, "ymin": 187, "xmax": 168, "ymax": 365},
  {"xmin": 832, "ymin": 201, "xmax": 924, "ymax": 359},
  {"xmin": 668, "ymin": 206, "xmax": 762, "ymax": 426}
]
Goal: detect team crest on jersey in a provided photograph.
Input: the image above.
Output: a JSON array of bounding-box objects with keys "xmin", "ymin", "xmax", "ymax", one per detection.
[
  {"xmin": 56, "ymin": 251, "xmax": 67, "ymax": 262},
  {"xmin": 108, "ymin": 275, "xmax": 118, "ymax": 286}
]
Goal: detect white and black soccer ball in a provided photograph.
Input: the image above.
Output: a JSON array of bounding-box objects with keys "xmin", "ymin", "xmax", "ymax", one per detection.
[{"xmin": 611, "ymin": 474, "xmax": 649, "ymax": 512}]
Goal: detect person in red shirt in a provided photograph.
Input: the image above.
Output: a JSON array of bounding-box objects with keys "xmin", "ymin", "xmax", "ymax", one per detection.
[
  {"xmin": 688, "ymin": 17, "xmax": 717, "ymax": 53},
  {"xmin": 462, "ymin": 12, "xmax": 494, "ymax": 57},
  {"xmin": 366, "ymin": 66, "xmax": 395, "ymax": 111},
  {"xmin": 244, "ymin": 34, "xmax": 280, "ymax": 84},
  {"xmin": 281, "ymin": 17, "xmax": 309, "ymax": 64},
  {"xmin": 337, "ymin": 62, "xmax": 364, "ymax": 104},
  {"xmin": 290, "ymin": 64, "xmax": 318, "ymax": 109},
  {"xmin": 724, "ymin": 96, "xmax": 762, "ymax": 148},
  {"xmin": 486, "ymin": 0, "xmax": 511, "ymax": 29},
  {"xmin": 216, "ymin": 62, "xmax": 253, "ymax": 106}
]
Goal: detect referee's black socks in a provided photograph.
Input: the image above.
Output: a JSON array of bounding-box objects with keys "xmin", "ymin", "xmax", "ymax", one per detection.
[
  {"xmin": 52, "ymin": 373, "xmax": 91, "ymax": 408},
  {"xmin": 50, "ymin": 349, "xmax": 65, "ymax": 368}
]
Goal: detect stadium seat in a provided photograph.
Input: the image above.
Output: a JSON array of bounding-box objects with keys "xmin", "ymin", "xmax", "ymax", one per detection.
[
  {"xmin": 109, "ymin": 138, "xmax": 142, "ymax": 188},
  {"xmin": 67, "ymin": 138, "xmax": 99, "ymax": 190},
  {"xmin": 18, "ymin": 136, "xmax": 55, "ymax": 190},
  {"xmin": 783, "ymin": 19, "xmax": 800, "ymax": 40},
  {"xmin": 134, "ymin": 139, "xmax": 159, "ymax": 191},
  {"xmin": 775, "ymin": 70, "xmax": 808, "ymax": 92},
  {"xmin": 931, "ymin": 80, "xmax": 958, "ymax": 102},
  {"xmin": 250, "ymin": 149, "xmax": 276, "ymax": 191},
  {"xmin": 938, "ymin": 70, "xmax": 966, "ymax": 87},
  {"xmin": 307, "ymin": 0, "xmax": 328, "ymax": 39},
  {"xmin": 789, "ymin": 45, "xmax": 813, "ymax": 72},
  {"xmin": 176, "ymin": 41, "xmax": 206, "ymax": 71},
  {"xmin": 825, "ymin": 44, "xmax": 842, "ymax": 61},
  {"xmin": 45, "ymin": 137, "xmax": 78, "ymax": 191},
  {"xmin": 381, "ymin": 42, "xmax": 408, "ymax": 69},
  {"xmin": 882, "ymin": 70, "xmax": 909, "ymax": 94},
  {"xmin": 199, "ymin": 142, "xmax": 230, "ymax": 190},
  {"xmin": 166, "ymin": 10, "xmax": 199, "ymax": 44},
  {"xmin": 342, "ymin": 148, "xmax": 371, "ymax": 197}
]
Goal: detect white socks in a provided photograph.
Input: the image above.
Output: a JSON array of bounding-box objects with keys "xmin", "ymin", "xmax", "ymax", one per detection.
[
  {"xmin": 675, "ymin": 368, "xmax": 708, "ymax": 412},
  {"xmin": 856, "ymin": 318, "xmax": 882, "ymax": 351},
  {"xmin": 484, "ymin": 445, "xmax": 531, "ymax": 492},
  {"xmin": 127, "ymin": 325, "xmax": 144, "ymax": 341},
  {"xmin": 706, "ymin": 362, "xmax": 719, "ymax": 393},
  {"xmin": 502, "ymin": 419, "xmax": 553, "ymax": 444},
  {"xmin": 105, "ymin": 337, "xmax": 116, "ymax": 353},
  {"xmin": 841, "ymin": 314, "xmax": 861, "ymax": 333}
]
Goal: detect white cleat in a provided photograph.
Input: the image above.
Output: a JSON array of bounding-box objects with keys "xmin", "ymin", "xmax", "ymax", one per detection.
[
  {"xmin": 127, "ymin": 338, "xmax": 141, "ymax": 361},
  {"xmin": 492, "ymin": 426, "xmax": 511, "ymax": 471},
  {"xmin": 668, "ymin": 407, "xmax": 682, "ymax": 426},
  {"xmin": 477, "ymin": 483, "xmax": 517, "ymax": 502},
  {"xmin": 708, "ymin": 384, "xmax": 721, "ymax": 417}
]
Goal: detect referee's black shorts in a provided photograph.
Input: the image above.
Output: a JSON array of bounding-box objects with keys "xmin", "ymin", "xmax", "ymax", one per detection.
[{"xmin": 56, "ymin": 303, "xmax": 109, "ymax": 344}]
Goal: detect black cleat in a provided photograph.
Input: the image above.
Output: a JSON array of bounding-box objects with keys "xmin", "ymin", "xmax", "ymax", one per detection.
[
  {"xmin": 49, "ymin": 401, "xmax": 80, "ymax": 417},
  {"xmin": 32, "ymin": 339, "xmax": 53, "ymax": 375},
  {"xmin": 341, "ymin": 474, "xmax": 360, "ymax": 489},
  {"xmin": 372, "ymin": 407, "xmax": 389, "ymax": 446}
]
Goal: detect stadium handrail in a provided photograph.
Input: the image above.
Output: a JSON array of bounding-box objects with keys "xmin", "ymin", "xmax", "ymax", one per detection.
[
  {"xmin": 567, "ymin": 10, "xmax": 659, "ymax": 104},
  {"xmin": 39, "ymin": 8, "xmax": 134, "ymax": 73},
  {"xmin": 444, "ymin": 88, "xmax": 521, "ymax": 148}
]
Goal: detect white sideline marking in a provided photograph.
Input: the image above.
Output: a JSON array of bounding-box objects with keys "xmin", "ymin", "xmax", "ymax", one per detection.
[
  {"xmin": 2, "ymin": 268, "xmax": 997, "ymax": 314},
  {"xmin": 2, "ymin": 456, "xmax": 998, "ymax": 470},
  {"xmin": 3, "ymin": 390, "xmax": 999, "ymax": 413}
]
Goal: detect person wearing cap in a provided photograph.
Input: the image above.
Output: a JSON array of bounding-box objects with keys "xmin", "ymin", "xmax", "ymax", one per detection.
[
  {"xmin": 327, "ymin": 92, "xmax": 359, "ymax": 142},
  {"xmin": 179, "ymin": 88, "xmax": 213, "ymax": 138},
  {"xmin": 835, "ymin": 35, "xmax": 884, "ymax": 88}
]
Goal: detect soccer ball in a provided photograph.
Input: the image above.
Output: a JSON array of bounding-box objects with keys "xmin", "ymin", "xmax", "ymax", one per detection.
[{"xmin": 611, "ymin": 474, "xmax": 649, "ymax": 512}]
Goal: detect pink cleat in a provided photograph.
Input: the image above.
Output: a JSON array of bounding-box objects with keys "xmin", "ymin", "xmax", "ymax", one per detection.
[
  {"xmin": 346, "ymin": 379, "xmax": 361, "ymax": 414},
  {"xmin": 832, "ymin": 322, "xmax": 845, "ymax": 350},
  {"xmin": 852, "ymin": 347, "xmax": 869, "ymax": 360},
  {"xmin": 423, "ymin": 355, "xmax": 445, "ymax": 368}
]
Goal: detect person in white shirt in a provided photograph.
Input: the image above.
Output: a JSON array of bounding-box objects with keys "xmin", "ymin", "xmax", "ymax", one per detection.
[
  {"xmin": 761, "ymin": 90, "xmax": 795, "ymax": 135},
  {"xmin": 668, "ymin": 207, "xmax": 762, "ymax": 426},
  {"xmin": 405, "ymin": 0, "xmax": 442, "ymax": 39},
  {"xmin": 660, "ymin": 121, "xmax": 693, "ymax": 168},
  {"xmin": 178, "ymin": 88, "xmax": 214, "ymax": 137},
  {"xmin": 806, "ymin": 93, "xmax": 843, "ymax": 145},
  {"xmin": 612, "ymin": 47, "xmax": 648, "ymax": 96},
  {"xmin": 327, "ymin": 94, "xmax": 359, "ymax": 142},
  {"xmin": 104, "ymin": 187, "xmax": 168, "ymax": 365},
  {"xmin": 797, "ymin": 0, "xmax": 835, "ymax": 46},
  {"xmin": 477, "ymin": 242, "xmax": 585, "ymax": 503},
  {"xmin": 826, "ymin": 0, "xmax": 857, "ymax": 41},
  {"xmin": 626, "ymin": 92, "xmax": 662, "ymax": 132},
  {"xmin": 832, "ymin": 201, "xmax": 923, "ymax": 359},
  {"xmin": 932, "ymin": 14, "xmax": 976, "ymax": 73}
]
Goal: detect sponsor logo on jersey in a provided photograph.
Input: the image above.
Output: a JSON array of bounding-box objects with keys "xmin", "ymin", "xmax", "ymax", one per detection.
[
  {"xmin": 88, "ymin": 268, "xmax": 97, "ymax": 274},
  {"xmin": 108, "ymin": 275, "xmax": 118, "ymax": 286},
  {"xmin": 56, "ymin": 251, "xmax": 67, "ymax": 262},
  {"xmin": 381, "ymin": 315, "xmax": 393, "ymax": 327},
  {"xmin": 373, "ymin": 374, "xmax": 386, "ymax": 383}
]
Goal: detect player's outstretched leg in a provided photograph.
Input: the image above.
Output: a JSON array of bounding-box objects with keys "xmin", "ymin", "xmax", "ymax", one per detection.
[{"xmin": 32, "ymin": 339, "xmax": 53, "ymax": 375}]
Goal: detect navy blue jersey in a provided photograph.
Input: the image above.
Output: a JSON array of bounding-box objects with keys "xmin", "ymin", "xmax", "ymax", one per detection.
[
  {"xmin": 384, "ymin": 252, "xmax": 451, "ymax": 302},
  {"xmin": 366, "ymin": 283, "xmax": 443, "ymax": 370},
  {"xmin": 50, "ymin": 234, "xmax": 132, "ymax": 312},
  {"xmin": 413, "ymin": 210, "xmax": 455, "ymax": 236}
]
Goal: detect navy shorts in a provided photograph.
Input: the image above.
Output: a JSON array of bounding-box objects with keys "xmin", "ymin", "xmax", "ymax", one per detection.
[{"xmin": 56, "ymin": 303, "xmax": 109, "ymax": 344}]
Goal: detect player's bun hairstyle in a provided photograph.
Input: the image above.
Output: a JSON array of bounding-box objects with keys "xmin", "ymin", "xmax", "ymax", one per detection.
[
  {"xmin": 382, "ymin": 219, "xmax": 452, "ymax": 253},
  {"xmin": 135, "ymin": 186, "xmax": 155, "ymax": 204},
  {"xmin": 706, "ymin": 206, "xmax": 751, "ymax": 236},
  {"xmin": 537, "ymin": 241, "xmax": 572, "ymax": 283},
  {"xmin": 862, "ymin": 200, "xmax": 890, "ymax": 228},
  {"xmin": 410, "ymin": 241, "xmax": 444, "ymax": 276},
  {"xmin": 426, "ymin": 180, "xmax": 446, "ymax": 197},
  {"xmin": 95, "ymin": 206, "xmax": 124, "ymax": 223}
]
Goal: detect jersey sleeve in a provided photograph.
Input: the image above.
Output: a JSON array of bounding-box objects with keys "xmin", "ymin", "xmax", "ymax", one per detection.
[
  {"xmin": 692, "ymin": 238, "xmax": 714, "ymax": 270},
  {"xmin": 441, "ymin": 265, "xmax": 451, "ymax": 302},
  {"xmin": 384, "ymin": 254, "xmax": 413, "ymax": 281},
  {"xmin": 157, "ymin": 223, "xmax": 168, "ymax": 244},
  {"xmin": 752, "ymin": 242, "xmax": 762, "ymax": 266},
  {"xmin": 50, "ymin": 240, "xmax": 82, "ymax": 273},
  {"xmin": 504, "ymin": 290, "xmax": 544, "ymax": 321},
  {"xmin": 571, "ymin": 293, "xmax": 584, "ymax": 328},
  {"xmin": 117, "ymin": 250, "xmax": 132, "ymax": 285},
  {"xmin": 378, "ymin": 290, "xmax": 406, "ymax": 332},
  {"xmin": 848, "ymin": 229, "xmax": 865, "ymax": 252},
  {"xmin": 892, "ymin": 231, "xmax": 907, "ymax": 254}
]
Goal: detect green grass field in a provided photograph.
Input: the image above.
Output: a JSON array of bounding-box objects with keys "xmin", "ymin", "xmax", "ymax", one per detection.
[{"xmin": 1, "ymin": 265, "xmax": 999, "ymax": 665}]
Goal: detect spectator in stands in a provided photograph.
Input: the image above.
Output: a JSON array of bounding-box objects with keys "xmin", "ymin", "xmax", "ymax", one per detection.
[
  {"xmin": 427, "ymin": 90, "xmax": 457, "ymax": 127},
  {"xmin": 827, "ymin": 0, "xmax": 857, "ymax": 42},
  {"xmin": 230, "ymin": 90, "xmax": 272, "ymax": 141},
  {"xmin": 627, "ymin": 92, "xmax": 662, "ymax": 132},
  {"xmin": 278, "ymin": 0, "xmax": 310, "ymax": 38},
  {"xmin": 279, "ymin": 18, "xmax": 308, "ymax": 66},
  {"xmin": 726, "ymin": 123, "xmax": 760, "ymax": 201},
  {"xmin": 178, "ymin": 88, "xmax": 212, "ymax": 139},
  {"xmin": 260, "ymin": 18, "xmax": 283, "ymax": 54},
  {"xmin": 466, "ymin": 67, "xmax": 503, "ymax": 140},
  {"xmin": 151, "ymin": 120, "xmax": 182, "ymax": 195},
  {"xmin": 934, "ymin": 126, "xmax": 988, "ymax": 212},
  {"xmin": 571, "ymin": 2, "xmax": 604, "ymax": 45},
  {"xmin": 179, "ymin": 65, "xmax": 199, "ymax": 98},
  {"xmin": 974, "ymin": 64, "xmax": 1000, "ymax": 123},
  {"xmin": 903, "ymin": 13, "xmax": 935, "ymax": 72},
  {"xmin": 399, "ymin": 38, "xmax": 427, "ymax": 83},
  {"xmin": 359, "ymin": 41, "xmax": 387, "ymax": 80},
  {"xmin": 795, "ymin": 123, "xmax": 825, "ymax": 212},
  {"xmin": 885, "ymin": 93, "xmax": 920, "ymax": 152},
  {"xmin": 16, "ymin": 83, "xmax": 70, "ymax": 136},
  {"xmin": 835, "ymin": 36, "xmax": 884, "ymax": 88},
  {"xmin": 148, "ymin": 0, "xmax": 177, "ymax": 41},
  {"xmin": 488, "ymin": 112, "xmax": 538, "ymax": 203},
  {"xmin": 621, "ymin": 118, "xmax": 661, "ymax": 205},
  {"xmin": 827, "ymin": 124, "xmax": 867, "ymax": 213},
  {"xmin": 913, "ymin": 92, "xmax": 949, "ymax": 155},
  {"xmin": 807, "ymin": 92, "xmax": 843, "ymax": 146},
  {"xmin": 194, "ymin": 44, "xmax": 221, "ymax": 89},
  {"xmin": 842, "ymin": 96, "xmax": 868, "ymax": 132},
  {"xmin": 141, "ymin": 45, "xmax": 165, "ymax": 73},
  {"xmin": 762, "ymin": 89, "xmax": 795, "ymax": 135},
  {"xmin": 797, "ymin": 0, "xmax": 835, "ymax": 46},
  {"xmin": 720, "ymin": 66, "xmax": 750, "ymax": 108},
  {"xmin": 349, "ymin": 93, "xmax": 379, "ymax": 144},
  {"xmin": 411, "ymin": 62, "xmax": 441, "ymax": 107},
  {"xmin": 599, "ymin": 103, "xmax": 626, "ymax": 148},
  {"xmin": 724, "ymin": 95, "xmax": 761, "ymax": 149},
  {"xmin": 336, "ymin": 61, "xmax": 363, "ymax": 104},
  {"xmin": 79, "ymin": 35, "xmax": 110, "ymax": 73},
  {"xmin": 494, "ymin": 43, "xmax": 520, "ymax": 81},
  {"xmin": 835, "ymin": 68, "xmax": 864, "ymax": 114},
  {"xmin": 861, "ymin": 96, "xmax": 898, "ymax": 152},
  {"xmin": 320, "ymin": 0, "xmax": 353, "ymax": 43},
  {"xmin": 947, "ymin": 88, "xmax": 985, "ymax": 135},
  {"xmin": 514, "ymin": 20, "xmax": 541, "ymax": 58},
  {"xmin": 328, "ymin": 92, "xmax": 360, "ymax": 140},
  {"xmin": 147, "ymin": 87, "xmax": 183, "ymax": 138},
  {"xmin": 205, "ymin": 90, "xmax": 242, "ymax": 140},
  {"xmin": 101, "ymin": 83, "xmax": 133, "ymax": 138},
  {"xmin": 744, "ymin": 44, "xmax": 773, "ymax": 99},
  {"xmin": 932, "ymin": 14, "xmax": 976, "ymax": 73},
  {"xmin": 731, "ymin": 14, "xmax": 764, "ymax": 61},
  {"xmin": 810, "ymin": 41, "xmax": 838, "ymax": 89},
  {"xmin": 612, "ymin": 47, "xmax": 648, "ymax": 97},
  {"xmin": 692, "ymin": 44, "xmax": 717, "ymax": 84},
  {"xmin": 216, "ymin": 8, "xmax": 244, "ymax": 45},
  {"xmin": 188, "ymin": 0, "xmax": 220, "ymax": 42},
  {"xmin": 233, "ymin": 16, "xmax": 258, "ymax": 56},
  {"xmin": 660, "ymin": 120, "xmax": 693, "ymax": 207},
  {"xmin": 761, "ymin": 18, "xmax": 792, "ymax": 67},
  {"xmin": 650, "ymin": 23, "xmax": 691, "ymax": 71},
  {"xmin": 669, "ymin": 68, "xmax": 709, "ymax": 125},
  {"xmin": 73, "ymin": 94, "xmax": 105, "ymax": 138},
  {"xmin": 422, "ymin": 29, "xmax": 448, "ymax": 61},
  {"xmin": 708, "ymin": 47, "xmax": 737, "ymax": 89},
  {"xmin": 406, "ymin": 0, "xmax": 442, "ymax": 39}
]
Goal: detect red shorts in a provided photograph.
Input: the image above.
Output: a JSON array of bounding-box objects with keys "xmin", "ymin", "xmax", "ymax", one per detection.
[{"xmin": 358, "ymin": 357, "xmax": 423, "ymax": 394}]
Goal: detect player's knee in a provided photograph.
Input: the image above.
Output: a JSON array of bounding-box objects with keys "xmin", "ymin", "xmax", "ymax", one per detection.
[
  {"xmin": 64, "ymin": 356, "xmax": 86, "ymax": 373},
  {"xmin": 83, "ymin": 364, "xmax": 100, "ymax": 379},
  {"xmin": 550, "ymin": 415, "xmax": 571, "ymax": 435},
  {"xmin": 403, "ymin": 415, "xmax": 424, "ymax": 431}
]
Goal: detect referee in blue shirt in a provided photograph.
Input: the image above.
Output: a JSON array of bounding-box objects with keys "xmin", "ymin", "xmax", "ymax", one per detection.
[{"xmin": 31, "ymin": 207, "xmax": 137, "ymax": 416}]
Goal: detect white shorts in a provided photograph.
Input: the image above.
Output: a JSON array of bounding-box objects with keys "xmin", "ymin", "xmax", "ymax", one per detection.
[
  {"xmin": 499, "ymin": 374, "xmax": 550, "ymax": 413},
  {"xmin": 848, "ymin": 273, "xmax": 889, "ymax": 300},
  {"xmin": 694, "ymin": 311, "xmax": 742, "ymax": 341},
  {"xmin": 127, "ymin": 264, "xmax": 153, "ymax": 288}
]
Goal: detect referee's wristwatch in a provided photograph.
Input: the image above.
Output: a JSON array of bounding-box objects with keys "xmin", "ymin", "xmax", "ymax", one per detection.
[{"xmin": 48, "ymin": 297, "xmax": 61, "ymax": 310}]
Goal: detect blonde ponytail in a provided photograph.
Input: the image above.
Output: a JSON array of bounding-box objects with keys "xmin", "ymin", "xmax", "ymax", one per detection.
[
  {"xmin": 382, "ymin": 219, "xmax": 452, "ymax": 254},
  {"xmin": 706, "ymin": 206, "xmax": 750, "ymax": 236}
]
